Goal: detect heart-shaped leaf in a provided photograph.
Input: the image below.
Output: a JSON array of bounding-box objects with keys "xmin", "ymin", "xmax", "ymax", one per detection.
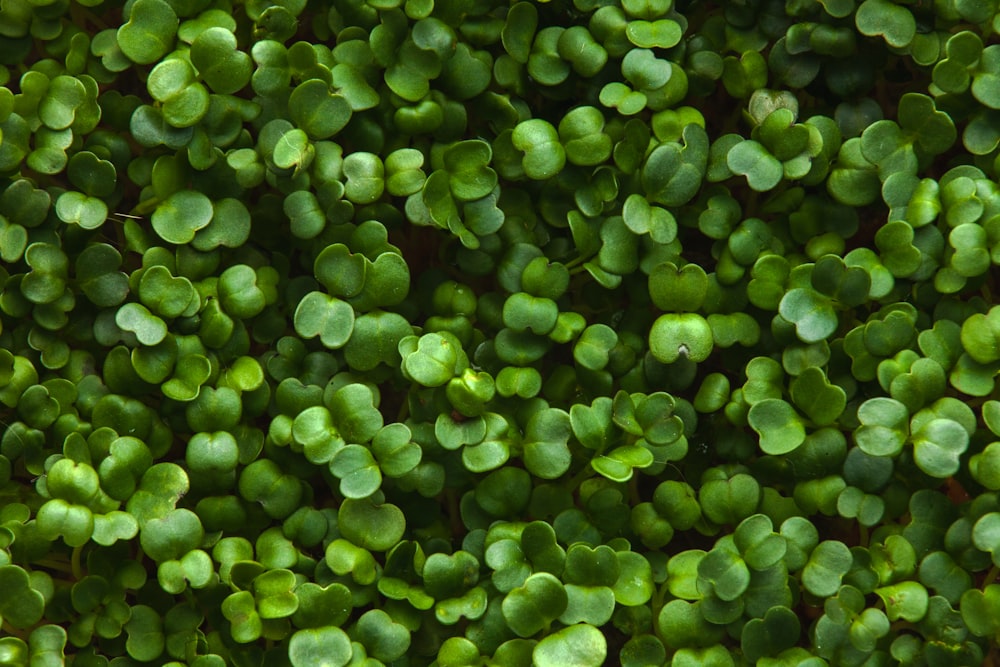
[
  {"xmin": 338, "ymin": 498, "xmax": 405, "ymax": 551},
  {"xmin": 151, "ymin": 190, "xmax": 213, "ymax": 244},
  {"xmin": 117, "ymin": 0, "xmax": 178, "ymax": 64},
  {"xmin": 55, "ymin": 191, "xmax": 108, "ymax": 230},
  {"xmin": 790, "ymin": 366, "xmax": 847, "ymax": 425},
  {"xmin": 778, "ymin": 287, "xmax": 838, "ymax": 343},
  {"xmin": 642, "ymin": 124, "xmax": 708, "ymax": 206},
  {"xmin": 727, "ymin": 139, "xmax": 783, "ymax": 191},
  {"xmin": 648, "ymin": 262, "xmax": 708, "ymax": 311},
  {"xmin": 289, "ymin": 79, "xmax": 352, "ymax": 140},
  {"xmin": 912, "ymin": 417, "xmax": 969, "ymax": 478},
  {"xmin": 355, "ymin": 609, "xmax": 411, "ymax": 662},
  {"xmin": 748, "ymin": 398, "xmax": 806, "ymax": 455},
  {"xmin": 293, "ymin": 292, "xmax": 355, "ymax": 349},
  {"xmin": 502, "ymin": 572, "xmax": 568, "ymax": 638},
  {"xmin": 190, "ymin": 27, "xmax": 251, "ymax": 95},
  {"xmin": 855, "ymin": 0, "xmax": 915, "ymax": 48}
]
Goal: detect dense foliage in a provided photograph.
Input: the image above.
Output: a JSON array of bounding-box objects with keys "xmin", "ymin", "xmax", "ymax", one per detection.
[{"xmin": 3, "ymin": 0, "xmax": 1000, "ymax": 664}]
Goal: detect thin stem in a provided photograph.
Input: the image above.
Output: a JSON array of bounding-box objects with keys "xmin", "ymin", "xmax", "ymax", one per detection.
[
  {"xmin": 446, "ymin": 489, "xmax": 463, "ymax": 539},
  {"xmin": 628, "ymin": 474, "xmax": 642, "ymax": 506},
  {"xmin": 33, "ymin": 558, "xmax": 74, "ymax": 575},
  {"xmin": 396, "ymin": 391, "xmax": 410, "ymax": 423},
  {"xmin": 71, "ymin": 544, "xmax": 84, "ymax": 580},
  {"xmin": 0, "ymin": 619, "xmax": 27, "ymax": 641},
  {"xmin": 650, "ymin": 580, "xmax": 669, "ymax": 619},
  {"xmin": 566, "ymin": 460, "xmax": 596, "ymax": 491}
]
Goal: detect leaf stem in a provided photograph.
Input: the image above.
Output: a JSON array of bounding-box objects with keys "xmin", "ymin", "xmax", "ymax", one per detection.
[
  {"xmin": 0, "ymin": 619, "xmax": 27, "ymax": 641},
  {"xmin": 628, "ymin": 475, "xmax": 642, "ymax": 506},
  {"xmin": 566, "ymin": 461, "xmax": 596, "ymax": 490},
  {"xmin": 446, "ymin": 489, "xmax": 463, "ymax": 538},
  {"xmin": 33, "ymin": 558, "xmax": 74, "ymax": 575},
  {"xmin": 71, "ymin": 544, "xmax": 84, "ymax": 580},
  {"xmin": 396, "ymin": 392, "xmax": 410, "ymax": 423}
]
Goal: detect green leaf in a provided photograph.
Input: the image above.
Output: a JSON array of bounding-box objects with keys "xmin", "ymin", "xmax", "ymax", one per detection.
[
  {"xmin": 855, "ymin": 0, "xmax": 915, "ymax": 48},
  {"xmin": 330, "ymin": 445, "xmax": 382, "ymax": 498},
  {"xmin": 343, "ymin": 152, "xmax": 385, "ymax": 204},
  {"xmin": 699, "ymin": 473, "xmax": 761, "ymax": 526},
  {"xmin": 139, "ymin": 265, "xmax": 197, "ymax": 319},
  {"xmin": 292, "ymin": 582, "xmax": 352, "ymax": 629},
  {"xmin": 899, "ymin": 93, "xmax": 956, "ymax": 155},
  {"xmin": 502, "ymin": 2, "xmax": 538, "ymax": 64},
  {"xmin": 559, "ymin": 106, "xmax": 612, "ymax": 167},
  {"xmin": 125, "ymin": 605, "xmax": 165, "ymax": 661},
  {"xmin": 502, "ymin": 572, "xmax": 568, "ymax": 637},
  {"xmin": 972, "ymin": 46, "xmax": 1000, "ymax": 110},
  {"xmin": 67, "ymin": 151, "xmax": 117, "ymax": 198},
  {"xmin": 0, "ymin": 565, "xmax": 45, "ymax": 628},
  {"xmin": 727, "ymin": 140, "xmax": 783, "ymax": 191},
  {"xmin": 522, "ymin": 409, "xmax": 572, "ymax": 479},
  {"xmin": 749, "ymin": 399, "xmax": 806, "ymax": 455},
  {"xmin": 648, "ymin": 262, "xmax": 707, "ymax": 312},
  {"xmin": 741, "ymin": 607, "xmax": 800, "ymax": 662},
  {"xmin": 139, "ymin": 508, "xmax": 204, "ymax": 562},
  {"xmin": 288, "ymin": 627, "xmax": 353, "ymax": 667},
  {"xmin": 190, "ymin": 27, "xmax": 251, "ymax": 95},
  {"xmin": 592, "ymin": 445, "xmax": 654, "ymax": 482},
  {"xmin": 273, "ymin": 128, "xmax": 314, "ymax": 171},
  {"xmin": 444, "ymin": 139, "xmax": 497, "ymax": 201},
  {"xmin": 238, "ymin": 460, "xmax": 301, "ymax": 519},
  {"xmin": 254, "ymin": 568, "xmax": 298, "ymax": 618},
  {"xmin": 854, "ymin": 397, "xmax": 909, "ymax": 457},
  {"xmin": 912, "ymin": 418, "xmax": 969, "ymax": 478},
  {"xmin": 401, "ymin": 332, "xmax": 467, "ymax": 387},
  {"xmin": 778, "ymin": 288, "xmax": 838, "ymax": 343},
  {"xmin": 36, "ymin": 499, "xmax": 94, "ymax": 547},
  {"xmin": 186, "ymin": 431, "xmax": 239, "ymax": 474},
  {"xmin": 504, "ymin": 292, "xmax": 559, "ymax": 336},
  {"xmin": 642, "ymin": 125, "xmax": 708, "ymax": 207},
  {"xmin": 657, "ymin": 599, "xmax": 724, "ymax": 650},
  {"xmin": 355, "ymin": 609, "xmax": 411, "ymax": 662},
  {"xmin": 117, "ymin": 0, "xmax": 178, "ymax": 64},
  {"xmin": 790, "ymin": 367, "xmax": 847, "ymax": 425},
  {"xmin": 961, "ymin": 584, "xmax": 1000, "ymax": 638},
  {"xmin": 627, "ymin": 19, "xmax": 682, "ymax": 49},
  {"xmin": 533, "ymin": 624, "xmax": 606, "ymax": 667},
  {"xmin": 649, "ymin": 313, "xmax": 713, "ymax": 363},
  {"xmin": 151, "ymin": 190, "xmax": 214, "ymax": 244},
  {"xmin": 338, "ymin": 498, "xmax": 405, "ymax": 551},
  {"xmin": 290, "ymin": 79, "xmax": 352, "ymax": 140},
  {"xmin": 802, "ymin": 541, "xmax": 852, "ymax": 597},
  {"xmin": 294, "ymin": 292, "xmax": 355, "ymax": 349},
  {"xmin": 698, "ymin": 546, "xmax": 750, "ymax": 601},
  {"xmin": 192, "ymin": 198, "xmax": 251, "ymax": 250},
  {"xmin": 961, "ymin": 306, "xmax": 1000, "ymax": 364},
  {"xmin": 512, "ymin": 119, "xmax": 565, "ymax": 179},
  {"xmin": 875, "ymin": 581, "xmax": 928, "ymax": 622},
  {"xmin": 222, "ymin": 591, "xmax": 262, "ymax": 643},
  {"xmin": 116, "ymin": 303, "xmax": 167, "ymax": 346},
  {"xmin": 76, "ymin": 243, "xmax": 129, "ymax": 307}
]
